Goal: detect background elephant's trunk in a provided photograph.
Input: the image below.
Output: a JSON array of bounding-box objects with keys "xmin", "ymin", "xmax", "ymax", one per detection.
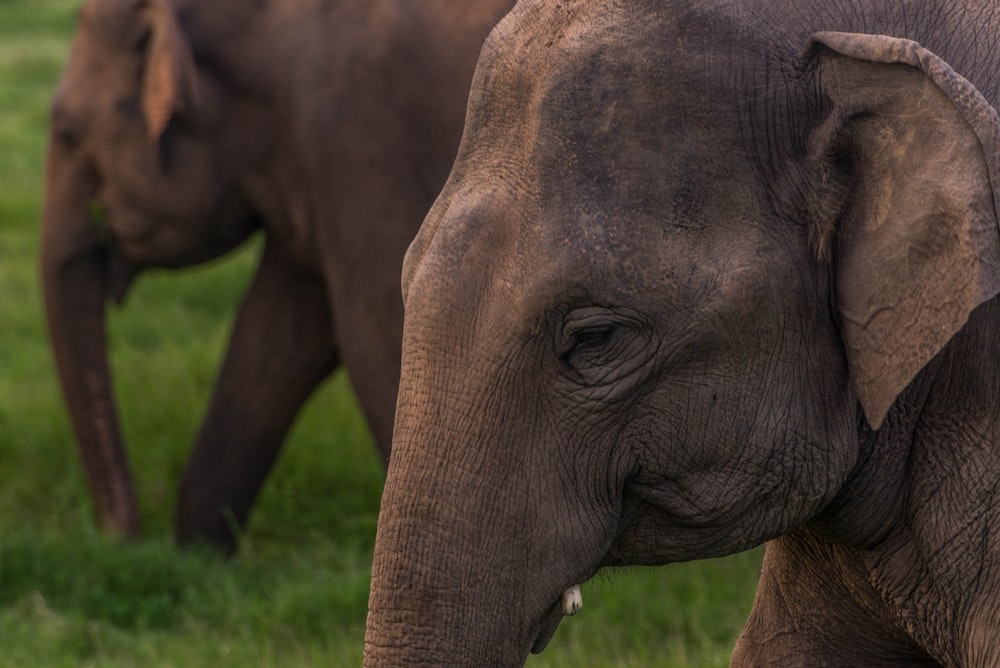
[{"xmin": 41, "ymin": 143, "xmax": 139, "ymax": 537}]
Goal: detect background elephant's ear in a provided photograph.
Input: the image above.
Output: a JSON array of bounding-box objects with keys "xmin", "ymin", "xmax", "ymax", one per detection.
[
  {"xmin": 804, "ymin": 32, "xmax": 1000, "ymax": 429},
  {"xmin": 139, "ymin": 0, "xmax": 199, "ymax": 143}
]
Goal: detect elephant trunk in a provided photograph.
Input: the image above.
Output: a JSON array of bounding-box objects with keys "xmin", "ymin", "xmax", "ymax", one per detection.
[
  {"xmin": 364, "ymin": 410, "xmax": 585, "ymax": 666},
  {"xmin": 365, "ymin": 466, "xmax": 535, "ymax": 666},
  {"xmin": 41, "ymin": 142, "xmax": 139, "ymax": 537},
  {"xmin": 365, "ymin": 222, "xmax": 613, "ymax": 664}
]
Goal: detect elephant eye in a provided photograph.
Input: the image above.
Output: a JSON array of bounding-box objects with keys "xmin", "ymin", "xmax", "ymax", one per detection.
[
  {"xmin": 573, "ymin": 326, "xmax": 615, "ymax": 352},
  {"xmin": 50, "ymin": 105, "xmax": 81, "ymax": 150},
  {"xmin": 560, "ymin": 324, "xmax": 616, "ymax": 370},
  {"xmin": 556, "ymin": 307, "xmax": 655, "ymax": 389}
]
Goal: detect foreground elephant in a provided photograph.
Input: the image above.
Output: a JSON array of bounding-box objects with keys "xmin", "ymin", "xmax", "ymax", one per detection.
[
  {"xmin": 366, "ymin": 1, "xmax": 1000, "ymax": 665},
  {"xmin": 43, "ymin": 0, "xmax": 512, "ymax": 551}
]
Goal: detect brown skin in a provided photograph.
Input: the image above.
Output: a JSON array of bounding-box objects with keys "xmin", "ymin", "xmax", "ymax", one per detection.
[
  {"xmin": 365, "ymin": 1, "xmax": 1000, "ymax": 665},
  {"xmin": 43, "ymin": 0, "xmax": 512, "ymax": 552}
]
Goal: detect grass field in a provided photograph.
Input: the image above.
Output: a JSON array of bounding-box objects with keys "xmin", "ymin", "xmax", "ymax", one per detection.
[{"xmin": 0, "ymin": 1, "xmax": 763, "ymax": 665}]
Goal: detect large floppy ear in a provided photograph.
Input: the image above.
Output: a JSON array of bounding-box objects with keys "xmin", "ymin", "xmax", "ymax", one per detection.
[
  {"xmin": 804, "ymin": 32, "xmax": 1000, "ymax": 429},
  {"xmin": 139, "ymin": 0, "xmax": 199, "ymax": 143}
]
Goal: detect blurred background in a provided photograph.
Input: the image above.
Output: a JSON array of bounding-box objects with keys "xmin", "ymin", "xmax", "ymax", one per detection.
[{"xmin": 0, "ymin": 1, "xmax": 761, "ymax": 665}]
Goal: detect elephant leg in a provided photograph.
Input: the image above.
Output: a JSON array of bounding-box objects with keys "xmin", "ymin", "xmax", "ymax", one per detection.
[
  {"xmin": 329, "ymin": 284, "xmax": 403, "ymax": 465},
  {"xmin": 175, "ymin": 238, "xmax": 336, "ymax": 553}
]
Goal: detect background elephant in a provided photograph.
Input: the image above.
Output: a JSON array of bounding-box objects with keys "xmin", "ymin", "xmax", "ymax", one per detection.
[
  {"xmin": 366, "ymin": 0, "xmax": 1000, "ymax": 665},
  {"xmin": 43, "ymin": 0, "xmax": 512, "ymax": 553}
]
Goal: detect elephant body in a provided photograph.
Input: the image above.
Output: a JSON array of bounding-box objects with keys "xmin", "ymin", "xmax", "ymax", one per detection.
[
  {"xmin": 365, "ymin": 1, "xmax": 1000, "ymax": 665},
  {"xmin": 43, "ymin": 0, "xmax": 512, "ymax": 551}
]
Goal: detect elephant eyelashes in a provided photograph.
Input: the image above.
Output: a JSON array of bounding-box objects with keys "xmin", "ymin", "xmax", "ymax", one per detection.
[{"xmin": 573, "ymin": 325, "xmax": 616, "ymax": 352}]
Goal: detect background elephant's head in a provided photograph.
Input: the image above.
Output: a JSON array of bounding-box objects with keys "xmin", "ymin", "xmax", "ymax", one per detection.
[
  {"xmin": 43, "ymin": 0, "xmax": 261, "ymax": 535},
  {"xmin": 365, "ymin": 2, "xmax": 1000, "ymax": 664},
  {"xmin": 48, "ymin": 0, "xmax": 259, "ymax": 273}
]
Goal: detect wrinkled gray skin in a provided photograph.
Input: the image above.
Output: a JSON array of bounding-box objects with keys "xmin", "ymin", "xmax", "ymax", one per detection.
[
  {"xmin": 43, "ymin": 0, "xmax": 511, "ymax": 552},
  {"xmin": 365, "ymin": 1, "xmax": 1000, "ymax": 665}
]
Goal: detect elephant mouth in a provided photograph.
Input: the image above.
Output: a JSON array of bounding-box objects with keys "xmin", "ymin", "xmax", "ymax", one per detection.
[
  {"xmin": 530, "ymin": 600, "xmax": 565, "ymax": 654},
  {"xmin": 530, "ymin": 584, "xmax": 585, "ymax": 654}
]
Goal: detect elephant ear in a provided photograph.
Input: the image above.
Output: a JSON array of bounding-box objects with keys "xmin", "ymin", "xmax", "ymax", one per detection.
[
  {"xmin": 139, "ymin": 0, "xmax": 199, "ymax": 143},
  {"xmin": 804, "ymin": 32, "xmax": 1000, "ymax": 429}
]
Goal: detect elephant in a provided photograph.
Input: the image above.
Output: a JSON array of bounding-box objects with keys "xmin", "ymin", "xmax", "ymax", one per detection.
[
  {"xmin": 42, "ymin": 0, "xmax": 512, "ymax": 553},
  {"xmin": 365, "ymin": 0, "xmax": 1000, "ymax": 665}
]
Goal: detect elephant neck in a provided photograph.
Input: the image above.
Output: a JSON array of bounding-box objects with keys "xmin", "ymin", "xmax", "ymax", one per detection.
[
  {"xmin": 789, "ymin": 296, "xmax": 1000, "ymax": 664},
  {"xmin": 811, "ymin": 296, "xmax": 1000, "ymax": 550}
]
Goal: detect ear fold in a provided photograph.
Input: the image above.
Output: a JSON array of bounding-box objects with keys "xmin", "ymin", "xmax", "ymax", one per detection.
[
  {"xmin": 139, "ymin": 0, "xmax": 199, "ymax": 143},
  {"xmin": 804, "ymin": 32, "xmax": 1000, "ymax": 429}
]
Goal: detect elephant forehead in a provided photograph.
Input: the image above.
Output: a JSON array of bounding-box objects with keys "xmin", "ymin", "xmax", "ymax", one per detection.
[
  {"xmin": 451, "ymin": 1, "xmax": 759, "ymax": 237},
  {"xmin": 402, "ymin": 1, "xmax": 794, "ymax": 333},
  {"xmin": 471, "ymin": 0, "xmax": 750, "ymax": 148},
  {"xmin": 60, "ymin": 0, "xmax": 142, "ymax": 98},
  {"xmin": 78, "ymin": 0, "xmax": 139, "ymax": 38}
]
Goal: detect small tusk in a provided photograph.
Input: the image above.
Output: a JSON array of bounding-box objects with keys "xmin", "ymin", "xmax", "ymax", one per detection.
[{"xmin": 561, "ymin": 585, "xmax": 583, "ymax": 616}]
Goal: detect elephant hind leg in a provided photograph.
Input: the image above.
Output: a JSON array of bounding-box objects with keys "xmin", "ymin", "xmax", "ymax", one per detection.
[{"xmin": 176, "ymin": 238, "xmax": 337, "ymax": 553}]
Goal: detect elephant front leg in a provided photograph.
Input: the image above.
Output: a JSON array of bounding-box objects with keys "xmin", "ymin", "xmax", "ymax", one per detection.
[{"xmin": 175, "ymin": 239, "xmax": 337, "ymax": 553}]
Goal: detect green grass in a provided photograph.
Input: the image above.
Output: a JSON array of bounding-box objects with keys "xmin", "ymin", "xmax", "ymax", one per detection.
[{"xmin": 0, "ymin": 1, "xmax": 762, "ymax": 665}]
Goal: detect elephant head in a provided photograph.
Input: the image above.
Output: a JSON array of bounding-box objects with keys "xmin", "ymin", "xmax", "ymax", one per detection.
[
  {"xmin": 366, "ymin": 2, "xmax": 1000, "ymax": 664},
  {"xmin": 43, "ymin": 0, "xmax": 259, "ymax": 536}
]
